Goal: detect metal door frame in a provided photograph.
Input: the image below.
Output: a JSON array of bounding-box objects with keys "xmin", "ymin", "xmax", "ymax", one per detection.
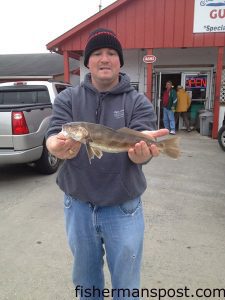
[
  {"xmin": 153, "ymin": 67, "xmax": 214, "ymax": 128},
  {"xmin": 152, "ymin": 72, "xmax": 162, "ymax": 129},
  {"xmin": 181, "ymin": 70, "xmax": 213, "ymax": 109}
]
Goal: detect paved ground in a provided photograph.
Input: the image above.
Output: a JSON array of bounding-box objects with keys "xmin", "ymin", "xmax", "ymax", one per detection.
[{"xmin": 0, "ymin": 131, "xmax": 224, "ymax": 300}]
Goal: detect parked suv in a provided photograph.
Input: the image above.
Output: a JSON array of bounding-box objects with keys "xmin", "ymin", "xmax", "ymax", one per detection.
[{"xmin": 0, "ymin": 80, "xmax": 72, "ymax": 174}]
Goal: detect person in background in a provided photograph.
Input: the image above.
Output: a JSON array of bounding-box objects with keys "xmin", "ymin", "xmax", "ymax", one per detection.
[
  {"xmin": 162, "ymin": 81, "xmax": 177, "ymax": 135},
  {"xmin": 46, "ymin": 28, "xmax": 169, "ymax": 300},
  {"xmin": 175, "ymin": 85, "xmax": 191, "ymax": 132}
]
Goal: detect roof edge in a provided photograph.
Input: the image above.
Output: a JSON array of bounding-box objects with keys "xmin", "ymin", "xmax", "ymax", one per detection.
[{"xmin": 46, "ymin": 0, "xmax": 129, "ymax": 50}]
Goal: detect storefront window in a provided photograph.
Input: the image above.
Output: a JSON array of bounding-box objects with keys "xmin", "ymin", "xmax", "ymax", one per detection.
[{"xmin": 185, "ymin": 74, "xmax": 207, "ymax": 100}]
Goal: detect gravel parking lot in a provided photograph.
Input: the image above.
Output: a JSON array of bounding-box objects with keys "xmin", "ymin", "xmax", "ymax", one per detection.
[{"xmin": 0, "ymin": 131, "xmax": 224, "ymax": 300}]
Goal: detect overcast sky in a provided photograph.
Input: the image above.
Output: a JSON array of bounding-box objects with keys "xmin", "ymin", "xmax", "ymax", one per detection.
[{"xmin": 0, "ymin": 0, "xmax": 116, "ymax": 54}]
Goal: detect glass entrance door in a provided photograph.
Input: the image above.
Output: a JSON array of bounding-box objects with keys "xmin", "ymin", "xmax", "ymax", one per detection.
[
  {"xmin": 181, "ymin": 72, "xmax": 212, "ymax": 128},
  {"xmin": 181, "ymin": 72, "xmax": 211, "ymax": 103},
  {"xmin": 153, "ymin": 72, "xmax": 181, "ymax": 129}
]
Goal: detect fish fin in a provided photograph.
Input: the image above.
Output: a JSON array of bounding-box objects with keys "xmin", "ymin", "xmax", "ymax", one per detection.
[
  {"xmin": 85, "ymin": 143, "xmax": 95, "ymax": 164},
  {"xmin": 91, "ymin": 147, "xmax": 103, "ymax": 160},
  {"xmin": 85, "ymin": 143, "xmax": 103, "ymax": 164},
  {"xmin": 117, "ymin": 127, "xmax": 155, "ymax": 140},
  {"xmin": 157, "ymin": 137, "xmax": 181, "ymax": 159}
]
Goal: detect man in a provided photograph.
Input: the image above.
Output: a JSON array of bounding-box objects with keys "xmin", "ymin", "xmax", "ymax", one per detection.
[
  {"xmin": 175, "ymin": 85, "xmax": 191, "ymax": 132},
  {"xmin": 46, "ymin": 28, "xmax": 168, "ymax": 299},
  {"xmin": 162, "ymin": 81, "xmax": 177, "ymax": 135}
]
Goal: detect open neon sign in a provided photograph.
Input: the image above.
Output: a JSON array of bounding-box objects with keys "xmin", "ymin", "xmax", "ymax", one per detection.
[{"xmin": 185, "ymin": 76, "xmax": 207, "ymax": 89}]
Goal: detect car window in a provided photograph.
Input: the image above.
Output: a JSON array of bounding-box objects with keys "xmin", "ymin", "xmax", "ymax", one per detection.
[{"xmin": 0, "ymin": 86, "xmax": 51, "ymax": 105}]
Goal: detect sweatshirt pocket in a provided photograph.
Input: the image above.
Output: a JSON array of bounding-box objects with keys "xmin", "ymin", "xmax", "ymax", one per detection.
[{"xmin": 59, "ymin": 164, "xmax": 132, "ymax": 206}]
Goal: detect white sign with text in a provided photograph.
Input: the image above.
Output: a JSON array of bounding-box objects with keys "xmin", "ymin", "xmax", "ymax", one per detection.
[{"xmin": 193, "ymin": 0, "xmax": 225, "ymax": 33}]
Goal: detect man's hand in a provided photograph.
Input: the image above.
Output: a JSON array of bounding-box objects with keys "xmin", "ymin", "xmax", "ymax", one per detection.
[
  {"xmin": 128, "ymin": 129, "xmax": 169, "ymax": 164},
  {"xmin": 46, "ymin": 132, "xmax": 81, "ymax": 160}
]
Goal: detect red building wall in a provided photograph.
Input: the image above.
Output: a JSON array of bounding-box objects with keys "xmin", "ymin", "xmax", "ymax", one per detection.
[
  {"xmin": 48, "ymin": 0, "xmax": 225, "ymax": 53},
  {"xmin": 46, "ymin": 0, "xmax": 225, "ymax": 139}
]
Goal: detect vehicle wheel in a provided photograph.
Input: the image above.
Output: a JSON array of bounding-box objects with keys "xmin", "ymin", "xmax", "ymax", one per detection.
[
  {"xmin": 35, "ymin": 142, "xmax": 60, "ymax": 174},
  {"xmin": 218, "ymin": 125, "xmax": 225, "ymax": 152}
]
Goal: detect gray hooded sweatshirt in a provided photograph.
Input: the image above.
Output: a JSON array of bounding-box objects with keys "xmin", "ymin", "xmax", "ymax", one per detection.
[{"xmin": 46, "ymin": 73, "xmax": 157, "ymax": 206}]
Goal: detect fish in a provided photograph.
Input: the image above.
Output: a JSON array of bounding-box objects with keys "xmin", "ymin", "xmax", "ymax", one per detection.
[{"xmin": 62, "ymin": 121, "xmax": 180, "ymax": 163}]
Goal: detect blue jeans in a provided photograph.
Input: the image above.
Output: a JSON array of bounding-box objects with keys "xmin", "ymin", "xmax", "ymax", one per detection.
[
  {"xmin": 163, "ymin": 107, "xmax": 175, "ymax": 131},
  {"xmin": 64, "ymin": 194, "xmax": 145, "ymax": 300}
]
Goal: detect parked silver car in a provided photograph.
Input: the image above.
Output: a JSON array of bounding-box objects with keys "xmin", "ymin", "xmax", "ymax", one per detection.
[{"xmin": 0, "ymin": 80, "xmax": 72, "ymax": 173}]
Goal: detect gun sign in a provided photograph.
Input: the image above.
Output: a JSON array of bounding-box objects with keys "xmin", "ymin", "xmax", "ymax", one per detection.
[{"xmin": 143, "ymin": 55, "xmax": 157, "ymax": 64}]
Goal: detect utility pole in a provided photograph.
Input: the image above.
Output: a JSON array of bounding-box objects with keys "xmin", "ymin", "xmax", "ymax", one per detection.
[{"xmin": 99, "ymin": 0, "xmax": 102, "ymax": 11}]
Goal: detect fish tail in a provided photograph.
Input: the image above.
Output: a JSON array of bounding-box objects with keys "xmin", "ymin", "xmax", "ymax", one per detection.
[{"xmin": 157, "ymin": 137, "xmax": 181, "ymax": 159}]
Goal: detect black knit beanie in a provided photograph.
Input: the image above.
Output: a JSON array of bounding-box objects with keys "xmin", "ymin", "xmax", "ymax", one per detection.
[{"xmin": 84, "ymin": 28, "xmax": 124, "ymax": 67}]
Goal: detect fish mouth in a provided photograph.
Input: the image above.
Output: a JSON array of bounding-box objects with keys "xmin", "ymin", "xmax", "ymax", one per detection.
[{"xmin": 61, "ymin": 130, "xmax": 69, "ymax": 137}]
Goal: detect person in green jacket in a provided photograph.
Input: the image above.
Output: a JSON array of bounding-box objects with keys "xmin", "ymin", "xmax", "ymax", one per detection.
[{"xmin": 162, "ymin": 81, "xmax": 177, "ymax": 135}]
